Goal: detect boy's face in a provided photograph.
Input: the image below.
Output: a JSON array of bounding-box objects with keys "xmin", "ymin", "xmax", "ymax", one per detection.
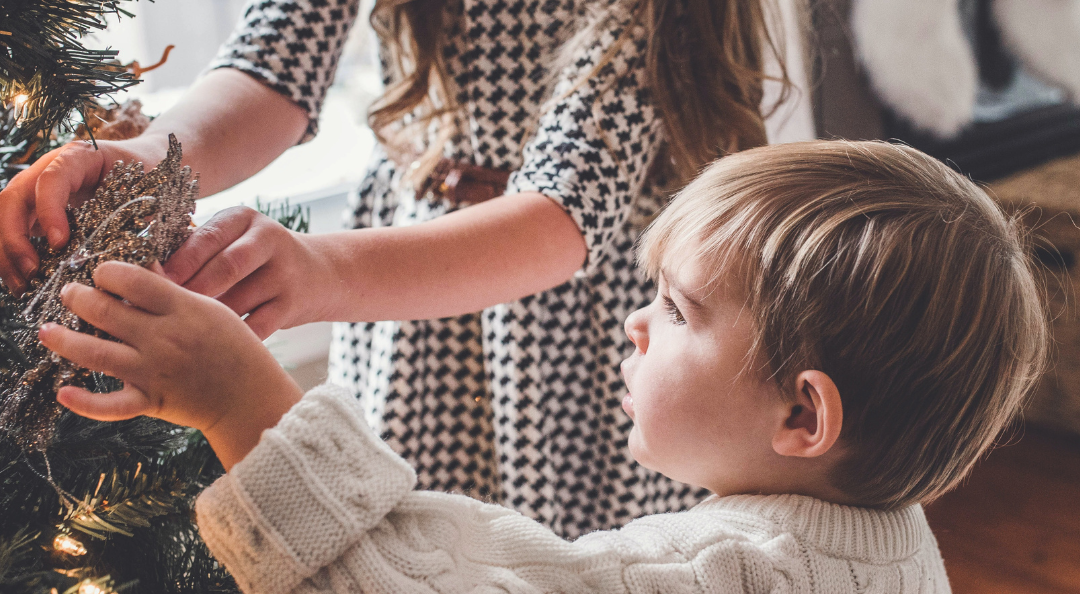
[{"xmin": 621, "ymin": 257, "xmax": 784, "ymax": 495}]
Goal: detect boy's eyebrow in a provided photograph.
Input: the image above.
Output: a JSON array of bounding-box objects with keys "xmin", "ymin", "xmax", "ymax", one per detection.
[{"xmin": 660, "ymin": 269, "xmax": 706, "ymax": 310}]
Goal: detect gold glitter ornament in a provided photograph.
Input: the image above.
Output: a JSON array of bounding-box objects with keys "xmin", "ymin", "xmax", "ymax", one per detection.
[{"xmin": 0, "ymin": 134, "xmax": 197, "ymax": 448}]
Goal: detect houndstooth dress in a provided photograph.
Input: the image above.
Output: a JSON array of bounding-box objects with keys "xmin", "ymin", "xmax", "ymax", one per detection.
[{"xmin": 213, "ymin": 0, "xmax": 707, "ymax": 538}]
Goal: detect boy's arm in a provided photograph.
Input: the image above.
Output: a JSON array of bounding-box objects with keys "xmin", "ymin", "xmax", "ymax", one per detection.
[
  {"xmin": 36, "ymin": 262, "xmax": 750, "ymax": 592},
  {"xmin": 194, "ymin": 385, "xmax": 418, "ymax": 594},
  {"xmin": 194, "ymin": 384, "xmax": 752, "ymax": 594}
]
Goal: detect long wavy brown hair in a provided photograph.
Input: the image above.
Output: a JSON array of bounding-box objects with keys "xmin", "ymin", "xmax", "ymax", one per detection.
[{"xmin": 368, "ymin": 0, "xmax": 793, "ymax": 187}]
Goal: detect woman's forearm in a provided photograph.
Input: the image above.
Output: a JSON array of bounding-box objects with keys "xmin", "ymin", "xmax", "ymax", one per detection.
[
  {"xmin": 311, "ymin": 192, "xmax": 588, "ymax": 322},
  {"xmin": 136, "ymin": 68, "xmax": 309, "ymax": 197}
]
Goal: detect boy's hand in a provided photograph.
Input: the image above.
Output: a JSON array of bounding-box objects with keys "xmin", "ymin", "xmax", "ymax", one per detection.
[{"xmin": 38, "ymin": 261, "xmax": 303, "ymax": 470}]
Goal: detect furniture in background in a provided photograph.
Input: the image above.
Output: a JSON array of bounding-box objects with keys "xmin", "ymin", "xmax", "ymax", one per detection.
[
  {"xmin": 809, "ymin": 0, "xmax": 1080, "ymax": 436},
  {"xmin": 810, "ymin": 0, "xmax": 1080, "ymax": 182}
]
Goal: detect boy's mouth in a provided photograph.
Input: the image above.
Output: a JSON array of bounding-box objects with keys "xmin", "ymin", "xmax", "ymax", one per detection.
[{"xmin": 622, "ymin": 393, "xmax": 634, "ymax": 418}]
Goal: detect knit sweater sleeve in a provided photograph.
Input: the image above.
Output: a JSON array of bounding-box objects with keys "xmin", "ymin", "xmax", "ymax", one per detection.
[
  {"xmin": 507, "ymin": 9, "xmax": 664, "ymax": 276},
  {"xmin": 195, "ymin": 385, "xmax": 757, "ymax": 594}
]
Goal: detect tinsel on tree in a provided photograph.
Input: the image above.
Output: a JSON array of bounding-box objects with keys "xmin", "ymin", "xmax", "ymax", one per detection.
[{"xmin": 1, "ymin": 2, "xmax": 240, "ymax": 593}]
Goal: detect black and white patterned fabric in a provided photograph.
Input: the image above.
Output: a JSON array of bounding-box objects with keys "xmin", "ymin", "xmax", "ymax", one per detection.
[{"xmin": 212, "ymin": 0, "xmax": 707, "ymax": 539}]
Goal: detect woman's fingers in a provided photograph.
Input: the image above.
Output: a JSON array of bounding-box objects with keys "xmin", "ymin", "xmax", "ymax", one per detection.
[
  {"xmin": 0, "ymin": 151, "xmax": 55, "ymax": 290},
  {"xmin": 215, "ymin": 263, "xmax": 279, "ymax": 316},
  {"xmin": 242, "ymin": 297, "xmax": 289, "ymax": 340},
  {"xmin": 56, "ymin": 384, "xmax": 154, "ymax": 422},
  {"xmin": 0, "ymin": 249, "xmax": 28, "ymax": 296},
  {"xmin": 38, "ymin": 322, "xmax": 140, "ymax": 379},
  {"xmin": 0, "ymin": 142, "xmax": 109, "ymax": 292},
  {"xmin": 34, "ymin": 142, "xmax": 104, "ymax": 248},
  {"xmin": 163, "ymin": 206, "xmax": 262, "ymax": 290},
  {"xmin": 91, "ymin": 261, "xmax": 180, "ymax": 315}
]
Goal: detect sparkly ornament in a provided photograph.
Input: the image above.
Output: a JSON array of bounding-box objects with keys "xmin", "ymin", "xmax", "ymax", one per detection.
[{"xmin": 0, "ymin": 134, "xmax": 197, "ymax": 447}]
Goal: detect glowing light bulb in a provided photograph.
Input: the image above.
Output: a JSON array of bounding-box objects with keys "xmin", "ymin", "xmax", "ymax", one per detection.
[
  {"xmin": 52, "ymin": 533, "xmax": 87, "ymax": 556},
  {"xmin": 8, "ymin": 93, "xmax": 30, "ymax": 123},
  {"xmin": 78, "ymin": 581, "xmax": 109, "ymax": 594}
]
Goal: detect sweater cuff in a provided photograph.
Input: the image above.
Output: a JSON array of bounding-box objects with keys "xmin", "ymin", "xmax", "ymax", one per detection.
[{"xmin": 195, "ymin": 384, "xmax": 417, "ymax": 594}]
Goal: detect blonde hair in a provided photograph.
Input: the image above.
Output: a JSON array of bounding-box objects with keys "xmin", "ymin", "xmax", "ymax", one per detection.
[{"xmin": 639, "ymin": 140, "xmax": 1049, "ymax": 509}]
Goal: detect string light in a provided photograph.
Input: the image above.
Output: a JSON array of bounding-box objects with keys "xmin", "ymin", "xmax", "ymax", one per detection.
[
  {"xmin": 8, "ymin": 93, "xmax": 30, "ymax": 123},
  {"xmin": 52, "ymin": 533, "xmax": 88, "ymax": 556},
  {"xmin": 76, "ymin": 580, "xmax": 112, "ymax": 594}
]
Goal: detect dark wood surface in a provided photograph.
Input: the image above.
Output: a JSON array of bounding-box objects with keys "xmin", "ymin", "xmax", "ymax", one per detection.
[{"xmin": 925, "ymin": 428, "xmax": 1080, "ymax": 593}]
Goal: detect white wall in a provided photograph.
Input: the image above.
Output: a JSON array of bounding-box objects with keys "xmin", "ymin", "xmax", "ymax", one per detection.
[{"xmin": 90, "ymin": 0, "xmax": 250, "ymax": 92}]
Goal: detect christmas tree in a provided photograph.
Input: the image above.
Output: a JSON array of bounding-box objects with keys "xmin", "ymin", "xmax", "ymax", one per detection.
[{"xmin": 1, "ymin": 2, "xmax": 239, "ymax": 592}]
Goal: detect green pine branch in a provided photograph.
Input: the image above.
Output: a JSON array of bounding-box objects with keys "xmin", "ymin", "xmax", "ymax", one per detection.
[
  {"xmin": 64, "ymin": 430, "xmax": 211, "ymax": 540},
  {"xmin": 0, "ymin": 0, "xmax": 144, "ymax": 144},
  {"xmin": 0, "ymin": 528, "xmax": 37, "ymax": 585},
  {"xmin": 256, "ymin": 197, "xmax": 311, "ymax": 233},
  {"xmin": 0, "ymin": 425, "xmax": 234, "ymax": 594}
]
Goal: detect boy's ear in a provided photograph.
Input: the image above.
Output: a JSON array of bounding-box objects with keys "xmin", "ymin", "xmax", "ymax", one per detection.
[{"xmin": 772, "ymin": 370, "xmax": 843, "ymax": 458}]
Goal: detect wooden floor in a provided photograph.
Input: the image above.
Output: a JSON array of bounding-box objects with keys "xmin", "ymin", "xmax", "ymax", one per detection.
[{"xmin": 924, "ymin": 427, "xmax": 1080, "ymax": 593}]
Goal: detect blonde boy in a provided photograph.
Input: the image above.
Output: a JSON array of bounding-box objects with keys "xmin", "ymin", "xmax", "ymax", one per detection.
[{"xmin": 41, "ymin": 140, "xmax": 1047, "ymax": 593}]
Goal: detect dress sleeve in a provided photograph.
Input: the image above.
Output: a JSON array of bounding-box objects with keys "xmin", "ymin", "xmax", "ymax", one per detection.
[
  {"xmin": 208, "ymin": 0, "xmax": 361, "ymax": 142},
  {"xmin": 195, "ymin": 385, "xmax": 757, "ymax": 594},
  {"xmin": 507, "ymin": 13, "xmax": 665, "ymax": 276}
]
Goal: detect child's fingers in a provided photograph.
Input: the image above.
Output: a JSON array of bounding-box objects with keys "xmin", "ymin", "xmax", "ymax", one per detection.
[
  {"xmin": 60, "ymin": 282, "xmax": 154, "ymax": 344},
  {"xmin": 56, "ymin": 384, "xmax": 154, "ymax": 422},
  {"xmin": 38, "ymin": 322, "xmax": 140, "ymax": 379},
  {"xmin": 91, "ymin": 261, "xmax": 180, "ymax": 315}
]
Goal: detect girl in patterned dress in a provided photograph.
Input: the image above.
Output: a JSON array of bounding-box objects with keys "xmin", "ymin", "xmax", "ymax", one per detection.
[{"xmin": 0, "ymin": 0, "xmax": 794, "ymax": 538}]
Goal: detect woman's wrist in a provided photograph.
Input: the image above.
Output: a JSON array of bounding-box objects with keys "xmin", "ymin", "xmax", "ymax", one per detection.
[{"xmin": 292, "ymin": 232, "xmax": 345, "ymax": 325}]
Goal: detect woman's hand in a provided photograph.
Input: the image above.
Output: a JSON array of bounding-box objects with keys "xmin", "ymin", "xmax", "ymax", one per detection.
[
  {"xmin": 0, "ymin": 137, "xmax": 167, "ymax": 293},
  {"xmin": 163, "ymin": 206, "xmax": 335, "ymax": 340},
  {"xmin": 0, "ymin": 67, "xmax": 309, "ymax": 295},
  {"xmin": 38, "ymin": 261, "xmax": 303, "ymax": 470},
  {"xmin": 168, "ymin": 193, "xmax": 586, "ymax": 327}
]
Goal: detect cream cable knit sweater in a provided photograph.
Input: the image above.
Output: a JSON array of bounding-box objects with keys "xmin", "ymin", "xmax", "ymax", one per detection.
[{"xmin": 195, "ymin": 385, "xmax": 952, "ymax": 594}]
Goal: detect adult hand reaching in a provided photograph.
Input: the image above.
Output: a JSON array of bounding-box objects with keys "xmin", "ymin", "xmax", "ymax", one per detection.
[
  {"xmin": 0, "ymin": 68, "xmax": 309, "ymax": 294},
  {"xmin": 166, "ymin": 192, "xmax": 586, "ymax": 332},
  {"xmin": 0, "ymin": 137, "xmax": 167, "ymax": 293},
  {"xmin": 164, "ymin": 206, "xmax": 336, "ymax": 340}
]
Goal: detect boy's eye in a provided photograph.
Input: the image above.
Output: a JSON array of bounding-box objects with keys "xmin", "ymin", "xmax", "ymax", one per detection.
[{"xmin": 662, "ymin": 295, "xmax": 686, "ymax": 325}]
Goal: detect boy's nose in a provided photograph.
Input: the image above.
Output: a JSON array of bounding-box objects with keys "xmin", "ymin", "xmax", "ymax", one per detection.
[{"xmin": 624, "ymin": 307, "xmax": 649, "ymax": 353}]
